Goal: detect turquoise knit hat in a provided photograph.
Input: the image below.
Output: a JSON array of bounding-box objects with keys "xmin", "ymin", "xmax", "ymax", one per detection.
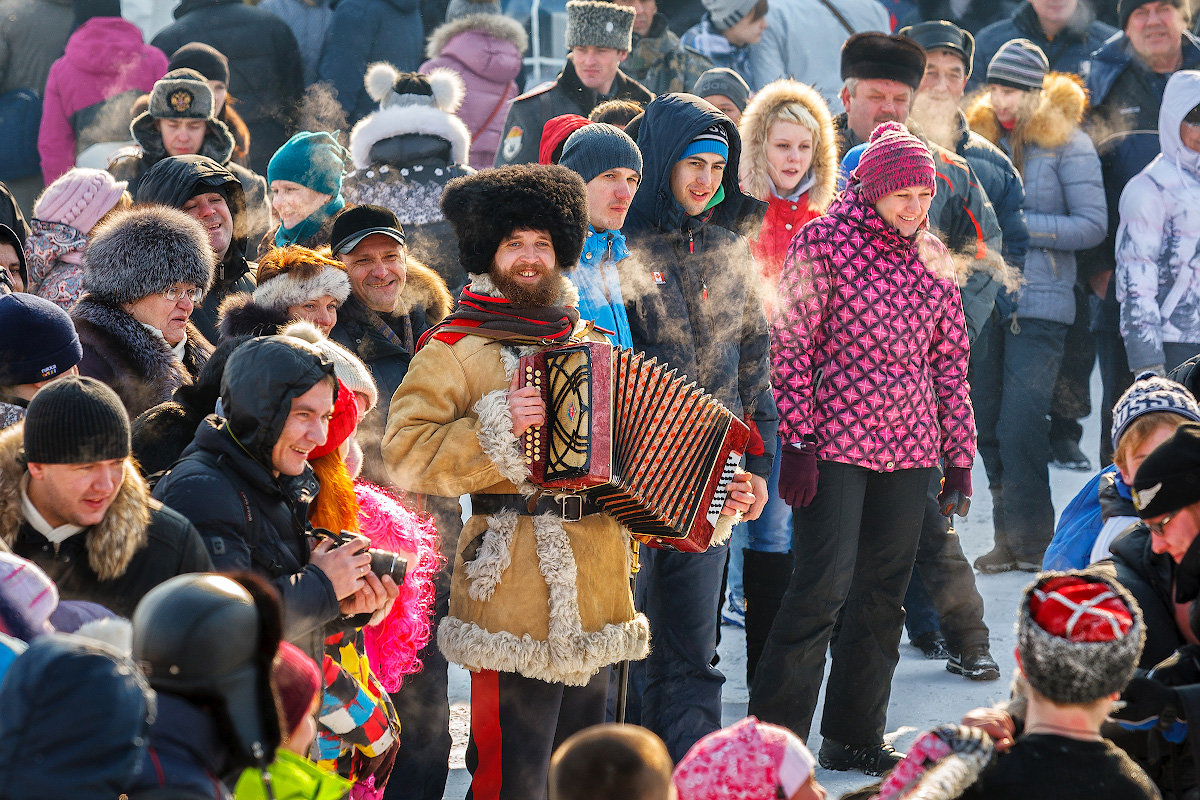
[{"xmin": 267, "ymin": 132, "xmax": 348, "ymax": 197}]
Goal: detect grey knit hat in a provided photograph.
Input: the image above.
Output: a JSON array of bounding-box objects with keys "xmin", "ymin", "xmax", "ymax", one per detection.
[
  {"xmin": 1017, "ymin": 571, "xmax": 1144, "ymax": 705},
  {"xmin": 146, "ymin": 68, "xmax": 215, "ymax": 120},
  {"xmin": 702, "ymin": 0, "xmax": 762, "ymax": 31},
  {"xmin": 692, "ymin": 67, "xmax": 751, "ymax": 112},
  {"xmin": 566, "ymin": 0, "xmax": 634, "ymax": 51},
  {"xmin": 82, "ymin": 205, "xmax": 215, "ymax": 305},
  {"xmin": 23, "ymin": 376, "xmax": 131, "ymax": 464},
  {"xmin": 445, "ymin": 0, "xmax": 502, "ymax": 21},
  {"xmin": 560, "ymin": 123, "xmax": 642, "ymax": 183},
  {"xmin": 1111, "ymin": 371, "xmax": 1200, "ymax": 449},
  {"xmin": 987, "ymin": 38, "xmax": 1048, "ymax": 92}
]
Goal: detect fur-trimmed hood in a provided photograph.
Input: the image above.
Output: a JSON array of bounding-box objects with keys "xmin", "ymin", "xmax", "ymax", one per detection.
[
  {"xmin": 426, "ymin": 13, "xmax": 528, "ymax": 60},
  {"xmin": 349, "ymin": 104, "xmax": 472, "ymax": 170},
  {"xmin": 401, "ymin": 257, "xmax": 455, "ymax": 322},
  {"xmin": 0, "ymin": 424, "xmax": 150, "ymax": 581},
  {"xmin": 966, "ymin": 72, "xmax": 1088, "ymax": 152},
  {"xmin": 738, "ymin": 79, "xmax": 838, "ymax": 213},
  {"xmin": 217, "ymin": 293, "xmax": 290, "ymax": 339},
  {"xmin": 129, "ymin": 111, "xmax": 236, "ymax": 169}
]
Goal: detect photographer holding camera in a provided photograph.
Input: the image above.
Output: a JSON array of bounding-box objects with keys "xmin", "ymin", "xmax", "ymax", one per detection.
[{"xmin": 154, "ymin": 334, "xmax": 397, "ymax": 666}]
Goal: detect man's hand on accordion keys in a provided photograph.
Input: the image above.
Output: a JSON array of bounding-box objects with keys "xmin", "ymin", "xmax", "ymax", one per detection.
[
  {"xmin": 721, "ymin": 469, "xmax": 766, "ymax": 521},
  {"xmin": 509, "ymin": 371, "xmax": 546, "ymax": 436}
]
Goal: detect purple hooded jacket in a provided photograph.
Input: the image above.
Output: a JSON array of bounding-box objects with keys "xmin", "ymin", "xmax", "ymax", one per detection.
[{"xmin": 420, "ymin": 13, "xmax": 527, "ymax": 171}]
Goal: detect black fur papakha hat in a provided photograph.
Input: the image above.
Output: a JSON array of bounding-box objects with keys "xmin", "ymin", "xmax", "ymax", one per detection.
[
  {"xmin": 841, "ymin": 32, "xmax": 928, "ymax": 93},
  {"xmin": 440, "ymin": 164, "xmax": 590, "ymax": 276},
  {"xmin": 82, "ymin": 205, "xmax": 215, "ymax": 305}
]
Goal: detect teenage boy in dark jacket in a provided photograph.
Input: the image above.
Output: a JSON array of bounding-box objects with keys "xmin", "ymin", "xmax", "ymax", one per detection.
[{"xmin": 621, "ymin": 92, "xmax": 776, "ymax": 762}]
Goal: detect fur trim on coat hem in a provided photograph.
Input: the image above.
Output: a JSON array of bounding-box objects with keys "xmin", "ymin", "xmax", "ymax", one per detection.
[{"xmin": 463, "ymin": 509, "xmax": 519, "ymax": 601}]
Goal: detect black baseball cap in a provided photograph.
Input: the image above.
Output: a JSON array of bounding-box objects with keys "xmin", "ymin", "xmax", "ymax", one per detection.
[
  {"xmin": 329, "ymin": 204, "xmax": 406, "ymax": 256},
  {"xmin": 899, "ymin": 20, "xmax": 975, "ymax": 78}
]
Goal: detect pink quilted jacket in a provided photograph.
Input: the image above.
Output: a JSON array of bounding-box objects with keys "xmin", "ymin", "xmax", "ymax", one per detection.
[{"xmin": 771, "ymin": 189, "xmax": 976, "ymax": 472}]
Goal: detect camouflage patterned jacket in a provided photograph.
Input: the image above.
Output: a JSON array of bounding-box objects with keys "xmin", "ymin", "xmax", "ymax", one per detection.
[{"xmin": 623, "ymin": 14, "xmax": 713, "ymax": 96}]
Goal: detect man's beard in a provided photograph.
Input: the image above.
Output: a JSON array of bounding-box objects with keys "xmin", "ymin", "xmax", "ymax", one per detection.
[
  {"xmin": 909, "ymin": 91, "xmax": 962, "ymax": 153},
  {"xmin": 490, "ymin": 263, "xmax": 563, "ymax": 306}
]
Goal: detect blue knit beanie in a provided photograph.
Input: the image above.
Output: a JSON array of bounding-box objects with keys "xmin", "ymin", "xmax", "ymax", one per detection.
[
  {"xmin": 0, "ymin": 293, "xmax": 83, "ymax": 385},
  {"xmin": 267, "ymin": 132, "xmax": 348, "ymax": 197},
  {"xmin": 560, "ymin": 123, "xmax": 643, "ymax": 183}
]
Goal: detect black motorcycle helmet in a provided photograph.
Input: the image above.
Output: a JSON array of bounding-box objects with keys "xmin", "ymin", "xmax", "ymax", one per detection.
[{"xmin": 131, "ymin": 573, "xmax": 283, "ymax": 769}]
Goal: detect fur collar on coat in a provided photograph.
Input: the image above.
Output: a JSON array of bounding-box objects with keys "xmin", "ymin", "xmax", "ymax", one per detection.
[
  {"xmin": 738, "ymin": 79, "xmax": 838, "ymax": 212},
  {"xmin": 966, "ymin": 72, "xmax": 1087, "ymax": 154},
  {"xmin": 0, "ymin": 424, "xmax": 151, "ymax": 580},
  {"xmin": 71, "ymin": 294, "xmax": 214, "ymax": 417}
]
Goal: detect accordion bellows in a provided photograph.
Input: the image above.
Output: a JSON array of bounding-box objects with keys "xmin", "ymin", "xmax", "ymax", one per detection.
[{"xmin": 519, "ymin": 342, "xmax": 750, "ymax": 552}]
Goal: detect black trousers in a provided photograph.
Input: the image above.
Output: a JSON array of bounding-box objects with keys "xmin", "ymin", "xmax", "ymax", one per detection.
[
  {"xmin": 749, "ymin": 462, "xmax": 931, "ymax": 744},
  {"xmin": 466, "ymin": 667, "xmax": 610, "ymax": 800},
  {"xmin": 903, "ymin": 466, "xmax": 990, "ymax": 652}
]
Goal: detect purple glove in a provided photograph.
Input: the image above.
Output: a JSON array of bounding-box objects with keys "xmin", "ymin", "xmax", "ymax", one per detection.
[
  {"xmin": 938, "ymin": 466, "xmax": 973, "ymax": 517},
  {"xmin": 779, "ymin": 440, "xmax": 819, "ymax": 508}
]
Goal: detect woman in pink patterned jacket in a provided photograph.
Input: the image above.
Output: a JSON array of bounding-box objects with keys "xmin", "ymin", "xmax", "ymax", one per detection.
[{"xmin": 748, "ymin": 121, "xmax": 977, "ymax": 777}]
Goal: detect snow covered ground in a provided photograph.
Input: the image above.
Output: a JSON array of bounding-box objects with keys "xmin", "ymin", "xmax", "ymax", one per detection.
[{"xmin": 440, "ymin": 370, "xmax": 1105, "ymax": 798}]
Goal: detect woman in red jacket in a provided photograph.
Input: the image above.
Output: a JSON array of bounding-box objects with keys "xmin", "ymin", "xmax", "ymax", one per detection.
[{"xmin": 749, "ymin": 121, "xmax": 976, "ymax": 777}]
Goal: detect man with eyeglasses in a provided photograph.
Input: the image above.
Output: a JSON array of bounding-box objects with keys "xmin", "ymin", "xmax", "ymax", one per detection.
[{"xmin": 1102, "ymin": 422, "xmax": 1200, "ymax": 795}]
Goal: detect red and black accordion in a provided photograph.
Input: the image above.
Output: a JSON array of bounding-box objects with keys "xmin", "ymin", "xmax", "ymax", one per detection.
[{"xmin": 518, "ymin": 341, "xmax": 750, "ymax": 552}]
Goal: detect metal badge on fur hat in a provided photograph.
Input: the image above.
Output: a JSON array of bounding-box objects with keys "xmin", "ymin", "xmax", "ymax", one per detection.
[
  {"xmin": 566, "ymin": 0, "xmax": 634, "ymax": 52},
  {"xmin": 1017, "ymin": 571, "xmax": 1145, "ymax": 705},
  {"xmin": 82, "ymin": 206, "xmax": 215, "ymax": 305},
  {"xmin": 148, "ymin": 68, "xmax": 215, "ymax": 120},
  {"xmin": 440, "ymin": 164, "xmax": 590, "ymax": 276},
  {"xmin": 364, "ymin": 62, "xmax": 465, "ymax": 112}
]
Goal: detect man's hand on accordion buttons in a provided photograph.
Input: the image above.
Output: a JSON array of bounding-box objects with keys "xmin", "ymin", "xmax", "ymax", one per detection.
[
  {"xmin": 508, "ymin": 371, "xmax": 546, "ymax": 436},
  {"xmin": 778, "ymin": 439, "xmax": 819, "ymax": 508},
  {"xmin": 721, "ymin": 470, "xmax": 765, "ymax": 519}
]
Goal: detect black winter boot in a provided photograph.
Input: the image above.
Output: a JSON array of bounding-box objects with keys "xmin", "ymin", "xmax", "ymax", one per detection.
[{"xmin": 742, "ymin": 549, "xmax": 795, "ymax": 684}]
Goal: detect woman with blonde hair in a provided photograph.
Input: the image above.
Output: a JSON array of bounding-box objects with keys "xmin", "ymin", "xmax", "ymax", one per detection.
[
  {"xmin": 739, "ymin": 78, "xmax": 838, "ymax": 296},
  {"xmin": 731, "ymin": 79, "xmax": 838, "ymax": 682}
]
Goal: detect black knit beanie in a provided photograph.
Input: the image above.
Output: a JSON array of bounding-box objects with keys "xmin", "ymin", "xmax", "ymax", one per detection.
[{"xmin": 23, "ymin": 376, "xmax": 131, "ymax": 464}]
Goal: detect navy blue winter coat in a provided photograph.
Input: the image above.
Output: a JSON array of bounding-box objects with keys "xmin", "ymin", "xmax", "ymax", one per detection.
[
  {"xmin": 317, "ymin": 0, "xmax": 425, "ymax": 125},
  {"xmin": 970, "ymin": 1, "xmax": 1116, "ymax": 90}
]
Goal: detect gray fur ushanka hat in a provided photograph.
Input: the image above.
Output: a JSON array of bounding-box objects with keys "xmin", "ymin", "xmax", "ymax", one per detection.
[
  {"xmin": 82, "ymin": 205, "xmax": 215, "ymax": 305},
  {"xmin": 440, "ymin": 164, "xmax": 589, "ymax": 276}
]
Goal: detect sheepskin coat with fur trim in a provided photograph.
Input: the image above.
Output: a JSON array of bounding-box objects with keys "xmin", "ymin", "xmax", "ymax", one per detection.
[
  {"xmin": 738, "ymin": 79, "xmax": 838, "ymax": 290},
  {"xmin": 0, "ymin": 424, "xmax": 213, "ymax": 617},
  {"xmin": 967, "ymin": 73, "xmax": 1106, "ymax": 326},
  {"xmin": 72, "ymin": 294, "xmax": 214, "ymax": 418},
  {"xmin": 421, "ymin": 13, "xmax": 528, "ymax": 171},
  {"xmin": 381, "ymin": 273, "xmax": 649, "ymax": 686}
]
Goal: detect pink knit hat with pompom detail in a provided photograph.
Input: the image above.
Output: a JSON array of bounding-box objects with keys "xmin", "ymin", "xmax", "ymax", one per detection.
[
  {"xmin": 853, "ymin": 121, "xmax": 936, "ymax": 205},
  {"xmin": 34, "ymin": 168, "xmax": 127, "ymax": 235},
  {"xmin": 673, "ymin": 716, "xmax": 817, "ymax": 800}
]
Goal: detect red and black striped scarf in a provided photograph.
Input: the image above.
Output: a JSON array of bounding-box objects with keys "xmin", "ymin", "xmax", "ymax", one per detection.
[{"xmin": 417, "ymin": 283, "xmax": 580, "ymax": 350}]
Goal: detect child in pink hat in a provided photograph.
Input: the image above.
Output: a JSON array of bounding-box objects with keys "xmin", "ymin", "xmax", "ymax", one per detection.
[{"xmin": 673, "ymin": 716, "xmax": 825, "ymax": 800}]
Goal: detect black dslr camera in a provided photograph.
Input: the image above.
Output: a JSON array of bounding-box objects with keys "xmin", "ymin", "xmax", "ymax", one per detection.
[{"xmin": 311, "ymin": 528, "xmax": 408, "ymax": 586}]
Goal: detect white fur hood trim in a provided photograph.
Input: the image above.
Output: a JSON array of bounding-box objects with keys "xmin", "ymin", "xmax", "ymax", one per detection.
[{"xmin": 349, "ymin": 104, "xmax": 472, "ymax": 169}]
